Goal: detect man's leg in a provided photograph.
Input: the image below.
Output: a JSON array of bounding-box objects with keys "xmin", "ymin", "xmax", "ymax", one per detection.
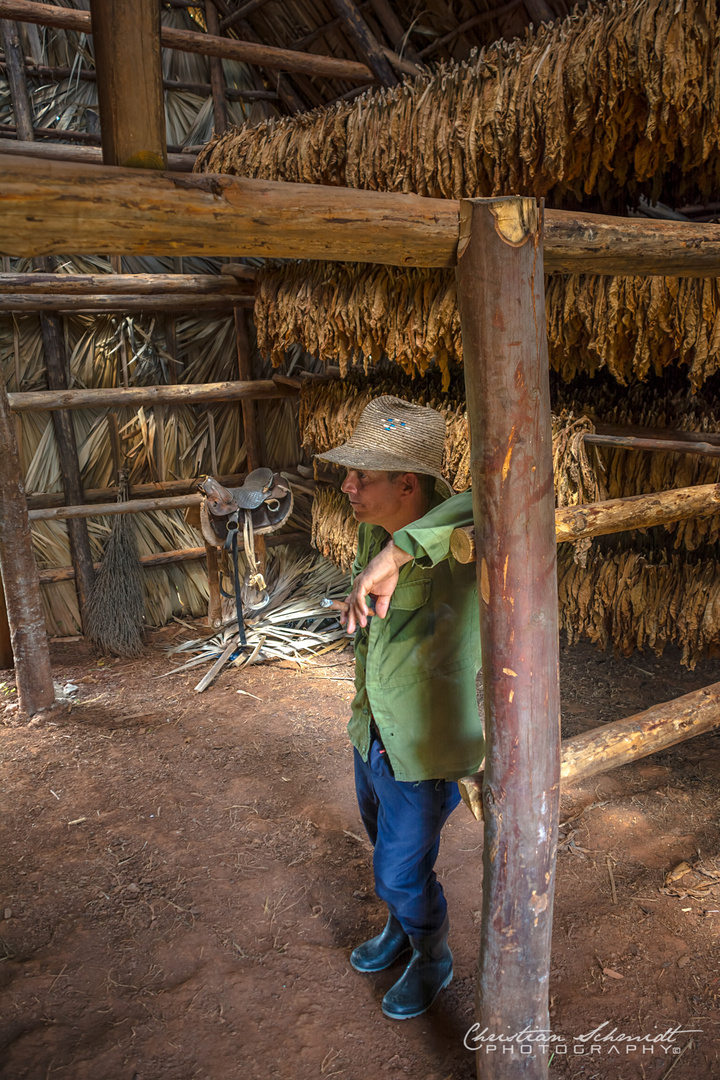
[
  {"xmin": 368, "ymin": 741, "xmax": 460, "ymax": 938},
  {"xmin": 351, "ymin": 744, "xmax": 411, "ymax": 972},
  {"xmin": 360, "ymin": 739, "xmax": 460, "ymax": 1018}
]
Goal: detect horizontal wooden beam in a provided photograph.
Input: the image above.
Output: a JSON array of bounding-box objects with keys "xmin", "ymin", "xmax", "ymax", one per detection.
[
  {"xmin": 585, "ymin": 432, "xmax": 720, "ymax": 459},
  {"xmin": 0, "ymin": 293, "xmax": 254, "ymax": 312},
  {"xmin": 459, "ymin": 681, "xmax": 720, "ymax": 818},
  {"xmin": 0, "ymin": 0, "xmax": 376, "ymax": 83},
  {"xmin": 0, "ymin": 137, "xmax": 195, "ymax": 171},
  {"xmin": 544, "ymin": 210, "xmax": 720, "ymax": 276},
  {"xmin": 3, "ymin": 157, "xmax": 720, "ymax": 272},
  {"xmin": 36, "ymin": 532, "xmax": 309, "ymax": 582},
  {"xmin": 553, "ymin": 483, "xmax": 720, "ymax": 543},
  {"xmin": 0, "ymin": 156, "xmax": 458, "ymax": 266},
  {"xmin": 0, "ymin": 272, "xmax": 256, "ymax": 295},
  {"xmin": 29, "ymin": 492, "xmax": 202, "ymax": 520},
  {"xmin": 449, "ymin": 482, "xmax": 720, "ymax": 562},
  {"xmin": 26, "ymin": 472, "xmax": 248, "ymax": 511},
  {"xmin": 560, "ymin": 681, "xmax": 720, "ymax": 786},
  {"xmin": 7, "ymin": 379, "xmax": 298, "ymax": 413},
  {"xmin": 0, "ymin": 60, "xmax": 279, "ymax": 100}
]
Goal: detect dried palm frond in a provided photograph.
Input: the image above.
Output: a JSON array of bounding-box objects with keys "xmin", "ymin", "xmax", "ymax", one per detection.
[{"xmin": 166, "ymin": 544, "xmax": 350, "ymax": 675}]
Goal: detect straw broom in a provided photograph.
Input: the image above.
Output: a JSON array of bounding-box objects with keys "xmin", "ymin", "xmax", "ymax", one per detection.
[{"xmin": 85, "ymin": 470, "xmax": 145, "ymax": 657}]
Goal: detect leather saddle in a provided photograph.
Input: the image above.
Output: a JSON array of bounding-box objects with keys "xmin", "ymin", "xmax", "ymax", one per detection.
[
  {"xmin": 198, "ymin": 469, "xmax": 293, "ymax": 549},
  {"xmin": 198, "ymin": 469, "xmax": 294, "ymax": 625}
]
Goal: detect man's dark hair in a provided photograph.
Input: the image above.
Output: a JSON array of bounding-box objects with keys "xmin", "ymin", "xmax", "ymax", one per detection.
[{"xmin": 387, "ymin": 471, "xmax": 437, "ymax": 503}]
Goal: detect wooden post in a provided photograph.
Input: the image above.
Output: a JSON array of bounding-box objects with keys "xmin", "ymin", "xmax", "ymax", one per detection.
[
  {"xmin": 235, "ymin": 307, "xmax": 266, "ymax": 567},
  {"xmin": 0, "ymin": 18, "xmax": 34, "ymax": 141},
  {"xmin": 455, "ymin": 197, "xmax": 559, "ymax": 1079},
  {"xmin": 89, "ymin": 0, "xmax": 167, "ymax": 169},
  {"xmin": 328, "ymin": 0, "xmax": 398, "ymax": 86},
  {"xmin": 0, "ymin": 365, "xmax": 54, "ymax": 713},
  {"xmin": 35, "ymin": 290, "xmax": 96, "ymax": 630},
  {"xmin": 204, "ymin": 1, "xmax": 229, "ymax": 136}
]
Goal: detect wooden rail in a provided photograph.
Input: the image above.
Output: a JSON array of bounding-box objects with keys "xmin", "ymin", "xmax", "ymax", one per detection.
[
  {"xmin": 0, "ymin": 137, "xmax": 196, "ymax": 171},
  {"xmin": 449, "ymin": 483, "xmax": 720, "ymax": 562},
  {"xmin": 29, "ymin": 493, "xmax": 203, "ymax": 522},
  {"xmin": 4, "ymin": 157, "xmax": 720, "ymax": 273},
  {"xmin": 7, "ymin": 379, "xmax": 298, "ymax": 413},
  {"xmin": 460, "ymin": 681, "xmax": 720, "ymax": 819},
  {"xmin": 0, "ymin": 272, "xmax": 256, "ymax": 294},
  {"xmin": 585, "ymin": 432, "xmax": 720, "ymax": 459},
  {"xmin": 36, "ymin": 533, "xmax": 309, "ymax": 583},
  {"xmin": 25, "ymin": 473, "xmax": 248, "ymax": 512},
  {"xmin": 0, "ymin": 293, "xmax": 254, "ymax": 312}
]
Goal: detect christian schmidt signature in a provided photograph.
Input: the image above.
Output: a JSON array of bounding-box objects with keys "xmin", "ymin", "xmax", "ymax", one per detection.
[{"xmin": 464, "ymin": 1021, "xmax": 702, "ymax": 1056}]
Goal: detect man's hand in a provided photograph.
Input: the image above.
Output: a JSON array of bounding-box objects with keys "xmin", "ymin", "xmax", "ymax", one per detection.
[{"xmin": 342, "ymin": 540, "xmax": 413, "ymax": 634}]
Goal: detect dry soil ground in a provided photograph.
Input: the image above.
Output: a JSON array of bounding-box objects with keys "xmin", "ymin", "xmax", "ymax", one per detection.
[{"xmin": 1, "ymin": 629, "xmax": 720, "ymax": 1080}]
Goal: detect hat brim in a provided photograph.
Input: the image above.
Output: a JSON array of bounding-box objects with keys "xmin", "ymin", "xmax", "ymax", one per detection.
[{"xmin": 316, "ymin": 445, "xmax": 454, "ymax": 495}]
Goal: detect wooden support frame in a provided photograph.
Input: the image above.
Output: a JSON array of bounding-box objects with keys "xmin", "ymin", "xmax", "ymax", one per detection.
[
  {"xmin": 456, "ymin": 197, "xmax": 559, "ymax": 1079},
  {"xmin": 4, "ymin": 156, "xmax": 720, "ymax": 274},
  {"xmin": 234, "ymin": 308, "xmax": 266, "ymax": 571},
  {"xmin": 89, "ymin": 0, "xmax": 167, "ymax": 169},
  {"xmin": 327, "ymin": 0, "xmax": 398, "ymax": 87},
  {"xmin": 0, "ymin": 0, "xmax": 376, "ymax": 84}
]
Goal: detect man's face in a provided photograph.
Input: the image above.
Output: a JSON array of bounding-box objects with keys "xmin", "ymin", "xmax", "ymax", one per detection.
[{"xmin": 341, "ymin": 469, "xmax": 404, "ymax": 529}]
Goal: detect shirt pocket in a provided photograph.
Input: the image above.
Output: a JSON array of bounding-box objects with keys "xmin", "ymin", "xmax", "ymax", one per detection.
[{"xmin": 390, "ymin": 578, "xmax": 431, "ymax": 611}]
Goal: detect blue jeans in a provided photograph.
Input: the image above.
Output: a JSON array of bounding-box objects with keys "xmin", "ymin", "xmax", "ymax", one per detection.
[{"xmin": 353, "ymin": 738, "xmax": 461, "ymax": 938}]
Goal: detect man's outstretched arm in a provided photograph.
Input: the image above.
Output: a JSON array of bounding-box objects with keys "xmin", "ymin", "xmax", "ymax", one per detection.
[{"xmin": 342, "ymin": 491, "xmax": 474, "ymax": 633}]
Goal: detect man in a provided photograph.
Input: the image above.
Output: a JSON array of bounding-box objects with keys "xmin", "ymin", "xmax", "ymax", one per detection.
[{"xmin": 316, "ymin": 395, "xmax": 482, "ymax": 1020}]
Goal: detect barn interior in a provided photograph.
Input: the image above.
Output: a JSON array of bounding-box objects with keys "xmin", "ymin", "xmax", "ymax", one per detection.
[{"xmin": 2, "ymin": 1, "xmax": 720, "ymax": 1078}]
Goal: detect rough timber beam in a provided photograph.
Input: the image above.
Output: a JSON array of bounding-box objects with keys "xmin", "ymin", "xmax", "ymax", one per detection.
[
  {"xmin": 457, "ymin": 197, "xmax": 559, "ymax": 1079},
  {"xmin": 3, "ymin": 156, "xmax": 720, "ymax": 274},
  {"xmin": 89, "ymin": 0, "xmax": 167, "ymax": 169},
  {"xmin": 0, "ymin": 0, "xmax": 376, "ymax": 83}
]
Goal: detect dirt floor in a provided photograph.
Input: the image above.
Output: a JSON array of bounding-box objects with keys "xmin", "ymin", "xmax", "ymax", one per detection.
[{"xmin": 1, "ymin": 628, "xmax": 720, "ymax": 1080}]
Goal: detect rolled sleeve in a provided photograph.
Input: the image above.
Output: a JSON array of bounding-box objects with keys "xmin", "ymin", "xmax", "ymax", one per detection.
[{"xmin": 393, "ymin": 491, "xmax": 474, "ymax": 567}]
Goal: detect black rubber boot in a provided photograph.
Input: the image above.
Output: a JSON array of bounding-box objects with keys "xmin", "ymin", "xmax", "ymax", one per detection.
[
  {"xmin": 350, "ymin": 913, "xmax": 411, "ymax": 973},
  {"xmin": 381, "ymin": 917, "xmax": 452, "ymax": 1019}
]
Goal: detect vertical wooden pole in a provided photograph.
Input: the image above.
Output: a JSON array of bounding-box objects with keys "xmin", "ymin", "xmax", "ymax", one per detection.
[
  {"xmin": 235, "ymin": 307, "xmax": 265, "ymax": 565},
  {"xmin": 455, "ymin": 197, "xmax": 560, "ymax": 1080},
  {"xmin": 36, "ymin": 297, "xmax": 96, "ymax": 629},
  {"xmin": 205, "ymin": 1, "xmax": 229, "ymax": 136},
  {"xmin": 89, "ymin": 0, "xmax": 167, "ymax": 169},
  {"xmin": 1, "ymin": 18, "xmax": 34, "ymax": 140},
  {"xmin": 0, "ymin": 366, "xmax": 54, "ymax": 712}
]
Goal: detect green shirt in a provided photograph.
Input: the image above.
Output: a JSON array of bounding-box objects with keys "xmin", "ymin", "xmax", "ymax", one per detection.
[{"xmin": 348, "ymin": 490, "xmax": 484, "ymax": 782}]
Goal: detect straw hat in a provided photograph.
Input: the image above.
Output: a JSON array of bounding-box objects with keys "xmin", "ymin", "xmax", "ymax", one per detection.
[{"xmin": 316, "ymin": 395, "xmax": 454, "ymax": 493}]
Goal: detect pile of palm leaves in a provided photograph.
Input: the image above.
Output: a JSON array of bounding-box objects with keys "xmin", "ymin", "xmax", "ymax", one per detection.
[{"xmin": 165, "ymin": 544, "xmax": 350, "ymax": 675}]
